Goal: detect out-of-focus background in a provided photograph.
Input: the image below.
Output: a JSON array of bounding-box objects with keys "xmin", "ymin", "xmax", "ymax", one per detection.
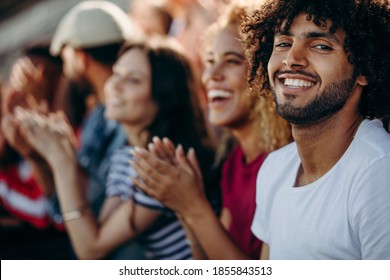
[
  {"xmin": 0, "ymin": 0, "xmax": 129, "ymax": 79},
  {"xmin": 0, "ymin": 0, "xmax": 228, "ymax": 260}
]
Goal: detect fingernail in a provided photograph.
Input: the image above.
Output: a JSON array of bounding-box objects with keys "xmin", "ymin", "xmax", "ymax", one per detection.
[
  {"xmin": 152, "ymin": 136, "xmax": 159, "ymax": 143},
  {"xmin": 148, "ymin": 143, "xmax": 154, "ymax": 151},
  {"xmin": 177, "ymin": 144, "xmax": 184, "ymax": 155}
]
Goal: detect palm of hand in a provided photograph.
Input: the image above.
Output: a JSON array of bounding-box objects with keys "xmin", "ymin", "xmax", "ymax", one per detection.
[{"xmin": 15, "ymin": 109, "xmax": 75, "ymax": 165}]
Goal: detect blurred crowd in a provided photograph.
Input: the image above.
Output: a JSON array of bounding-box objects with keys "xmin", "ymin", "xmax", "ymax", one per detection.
[
  {"xmin": 1, "ymin": 0, "xmax": 389, "ymax": 260},
  {"xmin": 0, "ymin": 0, "xmax": 272, "ymax": 260}
]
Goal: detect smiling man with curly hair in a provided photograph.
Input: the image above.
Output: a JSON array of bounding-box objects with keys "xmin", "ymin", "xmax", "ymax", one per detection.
[{"xmin": 242, "ymin": 0, "xmax": 390, "ymax": 259}]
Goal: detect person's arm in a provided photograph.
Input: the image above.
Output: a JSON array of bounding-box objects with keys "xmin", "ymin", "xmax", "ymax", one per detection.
[
  {"xmin": 350, "ymin": 158, "xmax": 390, "ymax": 259},
  {"xmin": 131, "ymin": 144, "xmax": 250, "ymax": 259},
  {"xmin": 260, "ymin": 243, "xmax": 270, "ymax": 260},
  {"xmin": 15, "ymin": 108, "xmax": 160, "ymax": 259},
  {"xmin": 51, "ymin": 155, "xmax": 159, "ymax": 259},
  {"xmin": 176, "ymin": 215, "xmax": 208, "ymax": 259},
  {"xmin": 1, "ymin": 114, "xmax": 57, "ymax": 196},
  {"xmin": 99, "ymin": 196, "xmax": 123, "ymax": 223},
  {"xmin": 26, "ymin": 155, "xmax": 56, "ymax": 196},
  {"xmin": 2, "ymin": 73, "xmax": 56, "ymax": 196}
]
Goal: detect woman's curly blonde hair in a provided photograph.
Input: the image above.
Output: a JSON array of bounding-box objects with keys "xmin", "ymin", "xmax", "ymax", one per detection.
[{"xmin": 202, "ymin": 1, "xmax": 292, "ymax": 164}]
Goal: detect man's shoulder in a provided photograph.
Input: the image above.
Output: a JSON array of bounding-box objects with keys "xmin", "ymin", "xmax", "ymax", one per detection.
[
  {"xmin": 267, "ymin": 141, "xmax": 298, "ymax": 162},
  {"xmin": 353, "ymin": 119, "xmax": 390, "ymax": 158},
  {"xmin": 258, "ymin": 142, "xmax": 298, "ymax": 175}
]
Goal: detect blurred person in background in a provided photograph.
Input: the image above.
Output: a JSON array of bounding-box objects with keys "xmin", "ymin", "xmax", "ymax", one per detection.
[
  {"xmin": 1, "ymin": 76, "xmax": 70, "ymax": 259},
  {"xmin": 2, "ymin": 0, "xmax": 145, "ymax": 259},
  {"xmin": 14, "ymin": 37, "xmax": 220, "ymax": 260},
  {"xmin": 164, "ymin": 0, "xmax": 225, "ymax": 109},
  {"xmin": 129, "ymin": 0, "xmax": 173, "ymax": 36}
]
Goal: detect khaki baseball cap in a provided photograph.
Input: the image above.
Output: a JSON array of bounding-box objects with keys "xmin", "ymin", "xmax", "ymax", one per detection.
[{"xmin": 50, "ymin": 1, "xmax": 140, "ymax": 56}]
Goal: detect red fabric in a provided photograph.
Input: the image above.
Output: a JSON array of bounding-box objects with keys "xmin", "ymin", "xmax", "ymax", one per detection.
[
  {"xmin": 220, "ymin": 145, "xmax": 267, "ymax": 259},
  {"xmin": 0, "ymin": 164, "xmax": 51, "ymax": 229}
]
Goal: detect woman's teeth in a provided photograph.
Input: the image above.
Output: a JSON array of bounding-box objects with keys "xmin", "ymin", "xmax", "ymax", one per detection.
[{"xmin": 207, "ymin": 90, "xmax": 232, "ymax": 100}]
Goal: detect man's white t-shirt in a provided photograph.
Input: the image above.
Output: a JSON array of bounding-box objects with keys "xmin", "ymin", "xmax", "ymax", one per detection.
[{"xmin": 252, "ymin": 119, "xmax": 390, "ymax": 259}]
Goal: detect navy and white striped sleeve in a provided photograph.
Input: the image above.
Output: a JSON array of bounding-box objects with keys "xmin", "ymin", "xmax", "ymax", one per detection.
[
  {"xmin": 106, "ymin": 147, "xmax": 174, "ymax": 216},
  {"xmin": 105, "ymin": 147, "xmax": 136, "ymax": 200}
]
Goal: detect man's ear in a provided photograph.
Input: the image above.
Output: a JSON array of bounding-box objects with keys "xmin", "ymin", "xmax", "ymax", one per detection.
[
  {"xmin": 74, "ymin": 49, "xmax": 88, "ymax": 72},
  {"xmin": 356, "ymin": 74, "xmax": 368, "ymax": 86}
]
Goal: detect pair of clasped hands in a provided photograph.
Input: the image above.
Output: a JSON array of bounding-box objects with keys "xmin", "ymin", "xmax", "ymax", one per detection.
[
  {"xmin": 1, "ymin": 57, "xmax": 75, "ymax": 166},
  {"xmin": 130, "ymin": 136, "xmax": 206, "ymax": 217}
]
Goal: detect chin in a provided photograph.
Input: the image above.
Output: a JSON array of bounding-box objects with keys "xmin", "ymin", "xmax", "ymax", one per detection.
[
  {"xmin": 209, "ymin": 116, "xmax": 226, "ymax": 127},
  {"xmin": 104, "ymin": 111, "xmax": 119, "ymax": 121},
  {"xmin": 210, "ymin": 119, "xmax": 235, "ymax": 129}
]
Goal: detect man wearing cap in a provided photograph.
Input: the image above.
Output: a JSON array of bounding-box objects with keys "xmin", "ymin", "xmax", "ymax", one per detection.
[
  {"xmin": 49, "ymin": 0, "xmax": 135, "ymax": 223},
  {"xmin": 33, "ymin": 1, "xmax": 144, "ymax": 259}
]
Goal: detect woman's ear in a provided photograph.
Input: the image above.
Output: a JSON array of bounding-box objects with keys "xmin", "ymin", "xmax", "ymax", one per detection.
[{"xmin": 356, "ymin": 74, "xmax": 368, "ymax": 86}]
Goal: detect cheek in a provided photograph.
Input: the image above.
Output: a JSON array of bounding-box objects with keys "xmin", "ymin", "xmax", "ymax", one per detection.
[
  {"xmin": 126, "ymin": 87, "xmax": 154, "ymax": 111},
  {"xmin": 229, "ymin": 69, "xmax": 248, "ymax": 92},
  {"xmin": 315, "ymin": 56, "xmax": 353, "ymax": 83},
  {"xmin": 226, "ymin": 94, "xmax": 252, "ymax": 122},
  {"xmin": 267, "ymin": 55, "xmax": 279, "ymax": 82},
  {"xmin": 201, "ymin": 68, "xmax": 210, "ymax": 87},
  {"xmin": 237, "ymin": 95, "xmax": 253, "ymax": 115},
  {"xmin": 104, "ymin": 77, "xmax": 117, "ymax": 97}
]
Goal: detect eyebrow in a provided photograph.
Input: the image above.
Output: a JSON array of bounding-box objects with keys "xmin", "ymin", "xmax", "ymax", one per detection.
[
  {"xmin": 114, "ymin": 66, "xmax": 148, "ymax": 76},
  {"xmin": 276, "ymin": 30, "xmax": 341, "ymax": 44},
  {"xmin": 206, "ymin": 51, "xmax": 245, "ymax": 59}
]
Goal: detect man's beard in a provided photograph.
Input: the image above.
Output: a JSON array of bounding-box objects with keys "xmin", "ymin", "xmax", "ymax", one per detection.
[{"xmin": 272, "ymin": 78, "xmax": 356, "ymax": 125}]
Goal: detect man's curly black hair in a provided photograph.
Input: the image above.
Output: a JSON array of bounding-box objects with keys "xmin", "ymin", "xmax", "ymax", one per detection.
[{"xmin": 242, "ymin": 0, "xmax": 390, "ymax": 120}]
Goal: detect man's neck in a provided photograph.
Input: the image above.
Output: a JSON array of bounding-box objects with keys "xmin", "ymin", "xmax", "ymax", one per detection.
[{"xmin": 293, "ymin": 110, "xmax": 363, "ymax": 187}]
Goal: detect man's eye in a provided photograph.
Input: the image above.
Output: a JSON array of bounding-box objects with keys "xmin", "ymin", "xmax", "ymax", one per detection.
[
  {"xmin": 126, "ymin": 77, "xmax": 140, "ymax": 84},
  {"xmin": 313, "ymin": 44, "xmax": 333, "ymax": 51},
  {"xmin": 275, "ymin": 42, "xmax": 291, "ymax": 48}
]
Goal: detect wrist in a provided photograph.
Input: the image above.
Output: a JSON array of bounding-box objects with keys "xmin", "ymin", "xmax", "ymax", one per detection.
[
  {"xmin": 182, "ymin": 198, "xmax": 213, "ymax": 227},
  {"xmin": 49, "ymin": 152, "xmax": 77, "ymax": 172}
]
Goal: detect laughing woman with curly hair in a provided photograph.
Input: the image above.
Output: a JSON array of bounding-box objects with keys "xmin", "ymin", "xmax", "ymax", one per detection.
[{"xmin": 130, "ymin": 1, "xmax": 292, "ymax": 260}]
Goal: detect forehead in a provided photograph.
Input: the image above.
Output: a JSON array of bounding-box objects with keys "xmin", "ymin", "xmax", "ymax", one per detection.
[
  {"xmin": 115, "ymin": 48, "xmax": 150, "ymax": 73},
  {"xmin": 209, "ymin": 26, "xmax": 243, "ymax": 53},
  {"xmin": 278, "ymin": 13, "xmax": 346, "ymax": 43}
]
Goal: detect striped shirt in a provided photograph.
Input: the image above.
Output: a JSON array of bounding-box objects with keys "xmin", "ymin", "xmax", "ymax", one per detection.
[
  {"xmin": 106, "ymin": 146, "xmax": 192, "ymax": 260},
  {"xmin": 0, "ymin": 161, "xmax": 53, "ymax": 229}
]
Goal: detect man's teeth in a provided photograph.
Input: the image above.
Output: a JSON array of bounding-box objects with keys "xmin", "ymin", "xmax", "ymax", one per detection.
[
  {"xmin": 284, "ymin": 78, "xmax": 314, "ymax": 87},
  {"xmin": 207, "ymin": 90, "xmax": 232, "ymax": 99}
]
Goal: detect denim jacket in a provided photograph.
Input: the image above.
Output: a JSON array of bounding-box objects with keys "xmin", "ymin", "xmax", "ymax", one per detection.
[{"xmin": 77, "ymin": 104, "xmax": 127, "ymax": 215}]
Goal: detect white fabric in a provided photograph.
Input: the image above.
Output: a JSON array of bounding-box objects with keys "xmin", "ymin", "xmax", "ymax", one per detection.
[
  {"xmin": 0, "ymin": 162, "xmax": 50, "ymax": 218},
  {"xmin": 50, "ymin": 1, "xmax": 141, "ymax": 55},
  {"xmin": 252, "ymin": 119, "xmax": 390, "ymax": 259}
]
